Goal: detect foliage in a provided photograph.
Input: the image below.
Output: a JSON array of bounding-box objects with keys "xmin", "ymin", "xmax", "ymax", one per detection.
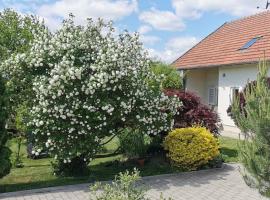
[
  {"xmin": 0, "ymin": 9, "xmax": 40, "ymax": 62},
  {"xmin": 227, "ymin": 77, "xmax": 270, "ymax": 124},
  {"xmin": 13, "ymin": 104, "xmax": 29, "ymax": 168},
  {"xmin": 90, "ymin": 169, "xmax": 172, "ymax": 200},
  {"xmin": 15, "ymin": 103, "xmax": 29, "ymax": 134},
  {"xmin": 164, "ymin": 127, "xmax": 220, "ymax": 171},
  {"xmin": 90, "ymin": 169, "xmax": 145, "ymax": 200},
  {"xmin": 2, "ymin": 15, "xmax": 180, "ymax": 175},
  {"xmin": 0, "ymin": 9, "xmax": 43, "ymax": 141},
  {"xmin": 231, "ymin": 61, "xmax": 270, "ymax": 195},
  {"xmin": 164, "ymin": 90, "xmax": 220, "ymax": 135},
  {"xmin": 118, "ymin": 129, "xmax": 151, "ymax": 158},
  {"xmin": 0, "ymin": 75, "xmax": 11, "ymax": 178},
  {"xmin": 151, "ymin": 62, "xmax": 183, "ymax": 90},
  {"xmin": 0, "ymin": 9, "xmax": 42, "ymax": 108}
]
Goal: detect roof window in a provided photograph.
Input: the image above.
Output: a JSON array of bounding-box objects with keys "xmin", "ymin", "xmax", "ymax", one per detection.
[{"xmin": 239, "ymin": 36, "xmax": 262, "ymax": 50}]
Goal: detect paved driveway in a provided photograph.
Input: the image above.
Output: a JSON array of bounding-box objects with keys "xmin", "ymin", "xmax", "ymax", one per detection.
[{"xmin": 0, "ymin": 164, "xmax": 267, "ymax": 200}]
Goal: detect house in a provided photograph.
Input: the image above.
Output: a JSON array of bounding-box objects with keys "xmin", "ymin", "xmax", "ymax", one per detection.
[{"xmin": 172, "ymin": 11, "xmax": 270, "ymax": 133}]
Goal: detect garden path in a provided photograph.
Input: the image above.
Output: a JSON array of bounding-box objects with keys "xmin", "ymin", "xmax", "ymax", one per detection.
[{"xmin": 0, "ymin": 164, "xmax": 267, "ymax": 200}]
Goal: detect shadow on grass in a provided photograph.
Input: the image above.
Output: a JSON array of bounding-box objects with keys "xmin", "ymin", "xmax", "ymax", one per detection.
[
  {"xmin": 0, "ymin": 156, "xmax": 172, "ymax": 193},
  {"xmin": 220, "ymin": 147, "xmax": 239, "ymax": 162}
]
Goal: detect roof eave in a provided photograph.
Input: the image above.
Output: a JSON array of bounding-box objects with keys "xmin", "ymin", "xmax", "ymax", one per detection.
[{"xmin": 175, "ymin": 60, "xmax": 265, "ymax": 70}]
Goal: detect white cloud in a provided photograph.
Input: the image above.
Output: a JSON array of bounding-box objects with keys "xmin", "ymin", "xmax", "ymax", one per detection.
[
  {"xmin": 138, "ymin": 25, "xmax": 152, "ymax": 34},
  {"xmin": 139, "ymin": 0, "xmax": 265, "ymax": 32},
  {"xmin": 147, "ymin": 36, "xmax": 199, "ymax": 63},
  {"xmin": 139, "ymin": 8, "xmax": 185, "ymax": 31},
  {"xmin": 36, "ymin": 0, "xmax": 138, "ymax": 29},
  {"xmin": 140, "ymin": 35, "xmax": 160, "ymax": 45},
  {"xmin": 172, "ymin": 0, "xmax": 265, "ymax": 18}
]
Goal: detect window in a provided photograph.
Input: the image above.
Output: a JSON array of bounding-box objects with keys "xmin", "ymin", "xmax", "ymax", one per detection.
[
  {"xmin": 208, "ymin": 87, "xmax": 218, "ymax": 105},
  {"xmin": 230, "ymin": 87, "xmax": 240, "ymax": 103},
  {"xmin": 239, "ymin": 36, "xmax": 262, "ymax": 50}
]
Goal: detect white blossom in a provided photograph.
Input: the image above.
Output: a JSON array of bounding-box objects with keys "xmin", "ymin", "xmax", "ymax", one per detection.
[{"xmin": 2, "ymin": 16, "xmax": 181, "ymax": 164}]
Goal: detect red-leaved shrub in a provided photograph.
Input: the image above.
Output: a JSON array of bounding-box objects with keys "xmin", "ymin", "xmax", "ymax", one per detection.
[{"xmin": 164, "ymin": 89, "xmax": 220, "ymax": 136}]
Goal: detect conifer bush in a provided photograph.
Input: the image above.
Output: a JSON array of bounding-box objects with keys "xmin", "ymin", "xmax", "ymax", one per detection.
[
  {"xmin": 231, "ymin": 61, "xmax": 270, "ymax": 196},
  {"xmin": 227, "ymin": 76, "xmax": 270, "ymax": 125}
]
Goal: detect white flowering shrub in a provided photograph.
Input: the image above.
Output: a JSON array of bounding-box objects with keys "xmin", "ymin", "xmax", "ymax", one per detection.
[{"xmin": 2, "ymin": 15, "xmax": 180, "ymax": 174}]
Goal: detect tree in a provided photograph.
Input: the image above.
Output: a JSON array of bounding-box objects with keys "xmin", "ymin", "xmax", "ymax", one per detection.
[
  {"xmin": 151, "ymin": 62, "xmax": 183, "ymax": 90},
  {"xmin": 0, "ymin": 9, "xmax": 39, "ymax": 62},
  {"xmin": 0, "ymin": 9, "xmax": 43, "ymax": 135},
  {"xmin": 231, "ymin": 60, "xmax": 270, "ymax": 196},
  {"xmin": 4, "ymin": 15, "xmax": 180, "ymax": 175},
  {"xmin": 0, "ymin": 75, "xmax": 11, "ymax": 178}
]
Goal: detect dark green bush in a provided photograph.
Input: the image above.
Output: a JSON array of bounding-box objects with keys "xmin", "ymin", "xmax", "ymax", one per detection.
[
  {"xmin": 52, "ymin": 155, "xmax": 88, "ymax": 176},
  {"xmin": 0, "ymin": 75, "xmax": 11, "ymax": 178}
]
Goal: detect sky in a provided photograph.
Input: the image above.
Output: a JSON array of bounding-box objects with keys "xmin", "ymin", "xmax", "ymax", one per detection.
[{"xmin": 0, "ymin": 0, "xmax": 269, "ymax": 63}]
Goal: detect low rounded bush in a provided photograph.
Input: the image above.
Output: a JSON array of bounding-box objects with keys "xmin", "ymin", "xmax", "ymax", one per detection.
[{"xmin": 164, "ymin": 127, "xmax": 220, "ymax": 171}]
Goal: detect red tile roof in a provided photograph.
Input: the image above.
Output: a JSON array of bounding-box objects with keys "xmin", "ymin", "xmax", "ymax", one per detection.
[{"xmin": 173, "ymin": 11, "xmax": 270, "ymax": 69}]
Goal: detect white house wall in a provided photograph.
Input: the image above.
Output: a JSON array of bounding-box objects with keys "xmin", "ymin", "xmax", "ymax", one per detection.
[
  {"xmin": 218, "ymin": 63, "xmax": 270, "ymax": 127},
  {"xmin": 186, "ymin": 68, "xmax": 218, "ymax": 105},
  {"xmin": 186, "ymin": 69, "xmax": 207, "ymax": 103}
]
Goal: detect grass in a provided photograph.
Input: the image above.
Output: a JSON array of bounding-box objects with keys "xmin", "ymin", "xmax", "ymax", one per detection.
[
  {"xmin": 219, "ymin": 136, "xmax": 240, "ymax": 163},
  {"xmin": 0, "ymin": 136, "xmax": 240, "ymax": 193}
]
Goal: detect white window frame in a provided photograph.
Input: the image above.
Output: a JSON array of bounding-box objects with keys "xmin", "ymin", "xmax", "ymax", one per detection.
[
  {"xmin": 229, "ymin": 87, "xmax": 240, "ymax": 103},
  {"xmin": 208, "ymin": 87, "xmax": 218, "ymax": 106}
]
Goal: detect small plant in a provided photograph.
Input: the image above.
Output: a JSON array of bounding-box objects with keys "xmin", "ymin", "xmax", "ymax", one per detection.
[
  {"xmin": 90, "ymin": 169, "xmax": 173, "ymax": 200},
  {"xmin": 164, "ymin": 127, "xmax": 220, "ymax": 171},
  {"xmin": 164, "ymin": 90, "xmax": 220, "ymax": 135},
  {"xmin": 119, "ymin": 130, "xmax": 150, "ymax": 159},
  {"xmin": 13, "ymin": 104, "xmax": 28, "ymax": 168},
  {"xmin": 14, "ymin": 136, "xmax": 24, "ymax": 168},
  {"xmin": 118, "ymin": 130, "xmax": 152, "ymax": 167}
]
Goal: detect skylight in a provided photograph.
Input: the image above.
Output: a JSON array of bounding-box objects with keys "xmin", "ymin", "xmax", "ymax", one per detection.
[{"xmin": 239, "ymin": 36, "xmax": 262, "ymax": 50}]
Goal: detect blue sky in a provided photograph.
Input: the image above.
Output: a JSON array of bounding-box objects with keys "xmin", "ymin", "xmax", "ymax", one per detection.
[{"xmin": 0, "ymin": 0, "xmax": 268, "ymax": 62}]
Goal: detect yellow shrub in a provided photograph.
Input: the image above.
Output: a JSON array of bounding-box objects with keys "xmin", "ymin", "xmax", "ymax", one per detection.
[{"xmin": 164, "ymin": 127, "xmax": 220, "ymax": 171}]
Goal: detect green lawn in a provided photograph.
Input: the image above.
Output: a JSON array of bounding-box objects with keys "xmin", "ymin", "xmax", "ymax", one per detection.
[
  {"xmin": 219, "ymin": 136, "xmax": 240, "ymax": 163},
  {"xmin": 0, "ymin": 136, "xmax": 240, "ymax": 193}
]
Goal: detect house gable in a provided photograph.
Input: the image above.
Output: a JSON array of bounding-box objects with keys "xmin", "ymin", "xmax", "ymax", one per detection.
[{"xmin": 173, "ymin": 11, "xmax": 270, "ymax": 70}]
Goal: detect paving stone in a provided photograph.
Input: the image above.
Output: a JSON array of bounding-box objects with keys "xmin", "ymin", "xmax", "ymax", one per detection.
[{"xmin": 0, "ymin": 164, "xmax": 267, "ymax": 200}]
